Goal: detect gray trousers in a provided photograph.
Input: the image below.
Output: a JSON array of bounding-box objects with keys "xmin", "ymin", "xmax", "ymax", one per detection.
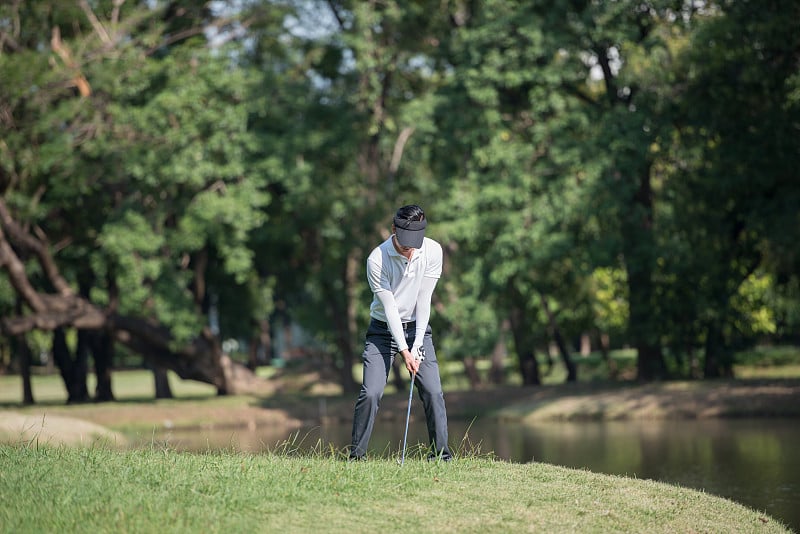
[{"xmin": 350, "ymin": 318, "xmax": 450, "ymax": 459}]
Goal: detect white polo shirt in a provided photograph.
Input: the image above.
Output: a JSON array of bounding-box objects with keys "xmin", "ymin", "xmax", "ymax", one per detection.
[{"xmin": 367, "ymin": 236, "xmax": 443, "ymax": 323}]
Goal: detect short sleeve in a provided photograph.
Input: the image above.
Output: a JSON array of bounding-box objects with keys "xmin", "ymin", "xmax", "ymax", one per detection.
[
  {"xmin": 424, "ymin": 240, "xmax": 443, "ymax": 278},
  {"xmin": 366, "ymin": 250, "xmax": 388, "ymax": 293}
]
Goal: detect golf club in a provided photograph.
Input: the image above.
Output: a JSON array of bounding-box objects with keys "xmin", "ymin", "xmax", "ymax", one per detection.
[
  {"xmin": 400, "ymin": 346, "xmax": 424, "ymax": 466},
  {"xmin": 400, "ymin": 369, "xmax": 416, "ymax": 466}
]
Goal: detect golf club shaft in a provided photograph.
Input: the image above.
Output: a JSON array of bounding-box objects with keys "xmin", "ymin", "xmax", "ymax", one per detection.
[{"xmin": 400, "ymin": 371, "xmax": 416, "ymax": 465}]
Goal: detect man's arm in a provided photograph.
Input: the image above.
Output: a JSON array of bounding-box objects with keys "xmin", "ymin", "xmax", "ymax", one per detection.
[
  {"xmin": 411, "ymin": 276, "xmax": 438, "ymax": 357},
  {"xmin": 374, "ymin": 290, "xmax": 409, "ymax": 352},
  {"xmin": 375, "ymin": 290, "xmax": 420, "ymax": 374},
  {"xmin": 367, "ymin": 253, "xmax": 409, "ymax": 353}
]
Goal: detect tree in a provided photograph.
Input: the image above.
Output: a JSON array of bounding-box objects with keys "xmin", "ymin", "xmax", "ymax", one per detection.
[
  {"xmin": 661, "ymin": 0, "xmax": 800, "ymax": 376},
  {"xmin": 255, "ymin": 0, "xmax": 454, "ymax": 392},
  {"xmin": 425, "ymin": 0, "xmax": 634, "ymax": 384},
  {"xmin": 0, "ymin": 0, "xmax": 286, "ymax": 400}
]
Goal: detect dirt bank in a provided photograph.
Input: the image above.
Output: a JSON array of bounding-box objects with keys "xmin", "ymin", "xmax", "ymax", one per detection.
[
  {"xmin": 0, "ymin": 411, "xmax": 127, "ymax": 447},
  {"xmin": 258, "ymin": 378, "xmax": 800, "ymax": 426}
]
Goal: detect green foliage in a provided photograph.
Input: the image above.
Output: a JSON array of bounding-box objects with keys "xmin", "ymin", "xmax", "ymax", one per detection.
[
  {"xmin": 437, "ymin": 259, "xmax": 501, "ymax": 360},
  {"xmin": 591, "ymin": 267, "xmax": 629, "ymax": 336},
  {"xmin": 732, "ymin": 272, "xmax": 777, "ymax": 337},
  {"xmin": 1, "ymin": 0, "xmax": 798, "ymax": 387},
  {"xmin": 1, "ymin": 1, "xmax": 289, "ymax": 349}
]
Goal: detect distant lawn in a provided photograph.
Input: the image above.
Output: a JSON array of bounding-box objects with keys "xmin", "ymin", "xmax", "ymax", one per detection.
[
  {"xmin": 0, "ymin": 445, "xmax": 790, "ymax": 534},
  {"xmin": 0, "ymin": 369, "xmax": 218, "ymax": 406},
  {"xmin": 2, "ymin": 345, "xmax": 798, "ymax": 406},
  {"xmin": 733, "ymin": 345, "xmax": 800, "ymax": 378}
]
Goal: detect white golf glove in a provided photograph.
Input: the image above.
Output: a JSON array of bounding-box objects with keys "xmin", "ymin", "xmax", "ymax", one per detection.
[{"xmin": 411, "ymin": 345, "xmax": 426, "ymax": 362}]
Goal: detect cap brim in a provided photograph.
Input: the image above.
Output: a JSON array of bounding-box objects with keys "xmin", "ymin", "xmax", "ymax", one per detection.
[{"xmin": 395, "ymin": 227, "xmax": 425, "ymax": 249}]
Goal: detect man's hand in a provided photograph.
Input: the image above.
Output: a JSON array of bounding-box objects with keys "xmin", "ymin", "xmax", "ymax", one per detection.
[{"xmin": 399, "ymin": 348, "xmax": 420, "ymax": 375}]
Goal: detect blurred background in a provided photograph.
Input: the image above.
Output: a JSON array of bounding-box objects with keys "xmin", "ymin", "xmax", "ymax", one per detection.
[{"xmin": 2, "ymin": 0, "xmax": 798, "ymax": 401}]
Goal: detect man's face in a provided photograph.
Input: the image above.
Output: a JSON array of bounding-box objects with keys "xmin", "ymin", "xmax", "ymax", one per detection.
[{"xmin": 391, "ymin": 225, "xmax": 415, "ymax": 256}]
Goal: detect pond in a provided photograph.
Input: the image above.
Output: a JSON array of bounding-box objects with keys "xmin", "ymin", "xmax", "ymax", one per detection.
[{"xmin": 142, "ymin": 417, "xmax": 800, "ymax": 532}]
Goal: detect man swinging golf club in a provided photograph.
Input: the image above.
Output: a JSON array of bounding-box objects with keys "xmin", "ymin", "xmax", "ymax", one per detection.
[{"xmin": 349, "ymin": 204, "xmax": 452, "ymax": 462}]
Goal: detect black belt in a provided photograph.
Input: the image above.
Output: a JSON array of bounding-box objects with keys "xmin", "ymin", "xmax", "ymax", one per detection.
[{"xmin": 373, "ymin": 319, "xmax": 416, "ymax": 331}]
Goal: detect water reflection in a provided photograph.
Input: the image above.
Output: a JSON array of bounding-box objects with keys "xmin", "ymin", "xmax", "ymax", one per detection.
[
  {"xmin": 138, "ymin": 417, "xmax": 800, "ymax": 531},
  {"xmin": 474, "ymin": 418, "xmax": 800, "ymax": 532}
]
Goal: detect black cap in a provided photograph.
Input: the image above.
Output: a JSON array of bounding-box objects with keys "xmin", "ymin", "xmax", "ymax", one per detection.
[{"xmin": 394, "ymin": 216, "xmax": 427, "ymax": 248}]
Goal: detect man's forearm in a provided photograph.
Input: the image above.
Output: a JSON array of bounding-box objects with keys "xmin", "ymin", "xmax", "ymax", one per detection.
[
  {"xmin": 413, "ymin": 277, "xmax": 438, "ymax": 348},
  {"xmin": 374, "ymin": 290, "xmax": 409, "ymax": 352}
]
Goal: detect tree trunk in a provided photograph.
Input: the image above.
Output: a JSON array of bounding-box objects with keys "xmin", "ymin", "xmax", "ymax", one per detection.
[
  {"xmin": 539, "ymin": 292, "xmax": 577, "ymax": 382},
  {"xmin": 52, "ymin": 328, "xmax": 76, "ymax": 403},
  {"xmin": 580, "ymin": 333, "xmax": 591, "ymax": 356},
  {"xmin": 331, "ymin": 309, "xmax": 357, "ymax": 393},
  {"xmin": 703, "ymin": 320, "xmax": 734, "ymax": 378},
  {"xmin": 343, "ymin": 250, "xmax": 360, "ymax": 392},
  {"xmin": 0, "ymin": 339, "xmax": 8, "ymax": 374},
  {"xmin": 517, "ymin": 346, "xmax": 540, "ymax": 386},
  {"xmin": 113, "ymin": 319, "xmax": 226, "ymax": 392},
  {"xmin": 13, "ymin": 296, "xmax": 35, "ymax": 405},
  {"xmin": 92, "ymin": 330, "xmax": 115, "ymax": 401},
  {"xmin": 247, "ymin": 318, "xmax": 272, "ymax": 370},
  {"xmin": 553, "ymin": 328, "xmax": 577, "ymax": 382},
  {"xmin": 153, "ymin": 366, "xmax": 173, "ymax": 399},
  {"xmin": 463, "ymin": 357, "xmax": 482, "ymax": 389},
  {"xmin": 620, "ymin": 161, "xmax": 667, "ymax": 381},
  {"xmin": 15, "ymin": 334, "xmax": 34, "ymax": 405},
  {"xmin": 325, "ymin": 255, "xmax": 358, "ymax": 394},
  {"xmin": 71, "ymin": 329, "xmax": 91, "ymax": 403},
  {"xmin": 628, "ymin": 263, "xmax": 666, "ymax": 381},
  {"xmin": 689, "ymin": 346, "xmax": 701, "ymax": 379},
  {"xmin": 508, "ymin": 306, "xmax": 540, "ymax": 386},
  {"xmin": 489, "ymin": 319, "xmax": 509, "ymax": 385},
  {"xmin": 636, "ymin": 342, "xmax": 666, "ymax": 381},
  {"xmin": 595, "ymin": 330, "xmax": 618, "ymax": 379}
]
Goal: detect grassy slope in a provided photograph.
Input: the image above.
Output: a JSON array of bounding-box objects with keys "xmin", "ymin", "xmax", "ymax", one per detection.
[
  {"xmin": 0, "ymin": 445, "xmax": 790, "ymax": 534},
  {"xmin": 2, "ymin": 352, "xmax": 799, "ymax": 533}
]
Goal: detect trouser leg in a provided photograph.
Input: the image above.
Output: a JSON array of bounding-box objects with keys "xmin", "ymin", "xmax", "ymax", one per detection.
[
  {"xmin": 350, "ymin": 324, "xmax": 392, "ymax": 459},
  {"xmin": 412, "ymin": 327, "xmax": 451, "ymax": 459}
]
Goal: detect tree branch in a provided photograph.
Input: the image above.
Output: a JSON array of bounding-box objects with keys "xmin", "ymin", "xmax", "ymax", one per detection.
[
  {"xmin": 596, "ymin": 46, "xmax": 618, "ymax": 106},
  {"xmin": 0, "ymin": 224, "xmax": 47, "ymax": 313},
  {"xmin": 50, "ymin": 26, "xmax": 92, "ymax": 97},
  {"xmin": 389, "ymin": 126, "xmax": 415, "ymax": 175},
  {"xmin": 325, "ymin": 0, "xmax": 346, "ymax": 30},
  {"xmin": 79, "ymin": 0, "xmax": 113, "ymax": 47},
  {"xmin": 111, "ymin": 0, "xmax": 126, "ymax": 28},
  {"xmin": 0, "ymin": 198, "xmax": 74, "ymax": 296}
]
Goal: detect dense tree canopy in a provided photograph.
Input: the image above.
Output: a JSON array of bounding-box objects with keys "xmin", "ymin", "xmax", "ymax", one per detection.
[{"xmin": 1, "ymin": 0, "xmax": 797, "ymax": 402}]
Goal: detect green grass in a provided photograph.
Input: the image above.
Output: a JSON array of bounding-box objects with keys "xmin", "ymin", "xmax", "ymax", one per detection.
[
  {"xmin": 0, "ymin": 369, "xmax": 218, "ymax": 406},
  {"xmin": 0, "ymin": 444, "xmax": 790, "ymax": 534},
  {"xmin": 734, "ymin": 345, "xmax": 800, "ymax": 367}
]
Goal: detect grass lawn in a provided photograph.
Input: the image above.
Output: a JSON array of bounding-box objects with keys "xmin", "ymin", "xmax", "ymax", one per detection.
[
  {"xmin": 1, "ymin": 347, "xmax": 798, "ymax": 533},
  {"xmin": 0, "ymin": 368, "xmax": 219, "ymax": 406},
  {"xmin": 0, "ymin": 445, "xmax": 791, "ymax": 534}
]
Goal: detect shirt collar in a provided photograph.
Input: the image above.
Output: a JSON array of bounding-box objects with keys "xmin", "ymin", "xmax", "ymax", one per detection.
[{"xmin": 387, "ymin": 236, "xmax": 420, "ymax": 260}]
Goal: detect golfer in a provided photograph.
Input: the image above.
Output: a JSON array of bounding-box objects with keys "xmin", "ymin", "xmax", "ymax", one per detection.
[{"xmin": 349, "ymin": 204, "xmax": 452, "ymax": 461}]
